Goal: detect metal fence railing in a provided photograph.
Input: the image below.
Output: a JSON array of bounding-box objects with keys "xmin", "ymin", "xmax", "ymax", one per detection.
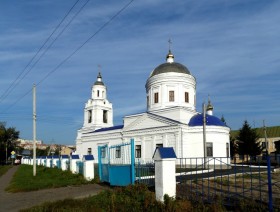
[
  {"xmin": 176, "ymin": 156, "xmax": 280, "ymax": 211},
  {"xmin": 135, "ymin": 160, "xmax": 155, "ymax": 187}
]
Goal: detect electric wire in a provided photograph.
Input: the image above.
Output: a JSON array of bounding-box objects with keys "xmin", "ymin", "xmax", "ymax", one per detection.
[
  {"xmin": 0, "ymin": 0, "xmax": 81, "ymax": 104},
  {"xmin": 1, "ymin": 0, "xmax": 135, "ymax": 115},
  {"xmin": 37, "ymin": 0, "xmax": 135, "ymax": 87}
]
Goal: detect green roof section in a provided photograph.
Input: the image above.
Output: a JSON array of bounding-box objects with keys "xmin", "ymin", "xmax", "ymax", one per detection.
[{"xmin": 231, "ymin": 126, "xmax": 280, "ymax": 139}]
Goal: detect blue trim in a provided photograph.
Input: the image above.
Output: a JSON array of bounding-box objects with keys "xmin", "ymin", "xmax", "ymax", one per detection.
[
  {"xmin": 71, "ymin": 155, "xmax": 79, "ymax": 159},
  {"xmin": 61, "ymin": 155, "xmax": 68, "ymax": 159},
  {"xmin": 98, "ymin": 146, "xmax": 102, "ymax": 181},
  {"xmin": 93, "ymin": 125, "xmax": 124, "ymax": 133},
  {"xmin": 153, "ymin": 147, "xmax": 177, "ymax": 159},
  {"xmin": 47, "ymin": 156, "xmax": 52, "ymax": 159},
  {"xmin": 84, "ymin": 155, "xmax": 94, "ymax": 160},
  {"xmin": 53, "ymin": 155, "xmax": 59, "ymax": 159},
  {"xmin": 131, "ymin": 139, "xmax": 135, "ymax": 185}
]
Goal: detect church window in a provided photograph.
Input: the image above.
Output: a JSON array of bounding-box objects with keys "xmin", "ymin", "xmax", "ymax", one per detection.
[
  {"xmin": 102, "ymin": 91, "xmax": 104, "ymax": 98},
  {"xmin": 87, "ymin": 148, "xmax": 92, "ymax": 155},
  {"xmin": 154, "ymin": 92, "xmax": 159, "ymax": 103},
  {"xmin": 135, "ymin": 145, "xmax": 141, "ymax": 158},
  {"xmin": 103, "ymin": 110, "xmax": 108, "ymax": 123},
  {"xmin": 116, "ymin": 146, "xmax": 121, "ymax": 158},
  {"xmin": 97, "ymin": 90, "xmax": 100, "ymax": 97},
  {"xmin": 185, "ymin": 92, "xmax": 189, "ymax": 103},
  {"xmin": 147, "ymin": 95, "xmax": 149, "ymax": 107},
  {"xmin": 88, "ymin": 110, "xmax": 92, "ymax": 123},
  {"xmin": 169, "ymin": 91, "xmax": 174, "ymax": 102},
  {"xmin": 206, "ymin": 142, "xmax": 213, "ymax": 157},
  {"xmin": 194, "ymin": 95, "xmax": 196, "ymax": 105}
]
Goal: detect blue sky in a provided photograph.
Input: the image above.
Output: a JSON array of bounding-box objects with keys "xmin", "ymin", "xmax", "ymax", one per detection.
[{"xmin": 0, "ymin": 0, "xmax": 279, "ymax": 145}]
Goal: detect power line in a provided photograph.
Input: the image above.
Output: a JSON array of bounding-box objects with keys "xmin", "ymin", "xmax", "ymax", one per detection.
[
  {"xmin": 37, "ymin": 0, "xmax": 135, "ymax": 86},
  {"xmin": 1, "ymin": 0, "xmax": 135, "ymax": 115},
  {"xmin": 0, "ymin": 0, "xmax": 81, "ymax": 104}
]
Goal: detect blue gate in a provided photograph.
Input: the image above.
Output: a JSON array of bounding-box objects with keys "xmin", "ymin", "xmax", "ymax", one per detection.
[{"xmin": 98, "ymin": 139, "xmax": 135, "ymax": 186}]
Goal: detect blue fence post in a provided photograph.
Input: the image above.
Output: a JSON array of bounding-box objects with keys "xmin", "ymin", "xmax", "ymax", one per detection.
[
  {"xmin": 267, "ymin": 155, "xmax": 273, "ymax": 212},
  {"xmin": 98, "ymin": 146, "xmax": 102, "ymax": 181},
  {"xmin": 131, "ymin": 138, "xmax": 135, "ymax": 185}
]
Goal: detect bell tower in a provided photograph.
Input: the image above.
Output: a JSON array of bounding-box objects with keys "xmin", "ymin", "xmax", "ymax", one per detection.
[{"xmin": 83, "ymin": 72, "xmax": 113, "ymax": 132}]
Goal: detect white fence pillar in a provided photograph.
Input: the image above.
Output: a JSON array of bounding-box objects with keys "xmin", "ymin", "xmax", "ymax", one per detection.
[
  {"xmin": 52, "ymin": 156, "xmax": 59, "ymax": 168},
  {"xmin": 61, "ymin": 155, "xmax": 69, "ymax": 171},
  {"xmin": 46, "ymin": 156, "xmax": 52, "ymax": 168},
  {"xmin": 153, "ymin": 147, "xmax": 177, "ymax": 202},
  {"xmin": 70, "ymin": 155, "xmax": 80, "ymax": 174},
  {"xmin": 83, "ymin": 155, "xmax": 94, "ymax": 181}
]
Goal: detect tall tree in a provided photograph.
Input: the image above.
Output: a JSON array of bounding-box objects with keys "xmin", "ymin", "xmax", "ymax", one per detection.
[
  {"xmin": 237, "ymin": 120, "xmax": 263, "ymax": 160},
  {"xmin": 0, "ymin": 122, "xmax": 20, "ymax": 162}
]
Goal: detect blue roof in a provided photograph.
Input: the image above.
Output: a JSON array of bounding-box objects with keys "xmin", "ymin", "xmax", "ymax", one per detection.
[
  {"xmin": 71, "ymin": 155, "xmax": 79, "ymax": 159},
  {"xmin": 61, "ymin": 155, "xmax": 69, "ymax": 159},
  {"xmin": 153, "ymin": 147, "xmax": 177, "ymax": 159},
  {"xmin": 189, "ymin": 114, "xmax": 227, "ymax": 127},
  {"xmin": 83, "ymin": 155, "xmax": 94, "ymax": 160},
  {"xmin": 93, "ymin": 125, "xmax": 124, "ymax": 133}
]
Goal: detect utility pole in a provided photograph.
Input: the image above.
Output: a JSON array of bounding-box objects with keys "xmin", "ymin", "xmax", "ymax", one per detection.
[
  {"xmin": 263, "ymin": 120, "xmax": 268, "ymax": 156},
  {"xmin": 202, "ymin": 103, "xmax": 207, "ymax": 169},
  {"xmin": 33, "ymin": 84, "xmax": 36, "ymax": 176}
]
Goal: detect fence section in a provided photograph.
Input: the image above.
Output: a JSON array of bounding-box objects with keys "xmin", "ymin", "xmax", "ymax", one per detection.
[
  {"xmin": 176, "ymin": 156, "xmax": 280, "ymax": 211},
  {"xmin": 135, "ymin": 160, "xmax": 155, "ymax": 187},
  {"xmin": 98, "ymin": 139, "xmax": 135, "ymax": 186}
]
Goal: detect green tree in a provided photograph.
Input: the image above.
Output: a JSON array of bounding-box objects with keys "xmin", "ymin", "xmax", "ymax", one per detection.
[
  {"xmin": 0, "ymin": 122, "xmax": 20, "ymax": 163},
  {"xmin": 237, "ymin": 120, "xmax": 263, "ymax": 160}
]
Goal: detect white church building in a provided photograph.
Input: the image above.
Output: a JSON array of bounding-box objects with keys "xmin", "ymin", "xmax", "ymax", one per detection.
[{"xmin": 76, "ymin": 50, "xmax": 230, "ymax": 164}]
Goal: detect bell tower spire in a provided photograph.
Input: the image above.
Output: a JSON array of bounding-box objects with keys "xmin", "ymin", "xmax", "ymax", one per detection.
[{"xmin": 83, "ymin": 71, "xmax": 113, "ymax": 131}]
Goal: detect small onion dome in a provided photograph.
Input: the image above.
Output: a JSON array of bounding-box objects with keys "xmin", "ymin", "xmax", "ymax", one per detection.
[
  {"xmin": 150, "ymin": 51, "xmax": 191, "ymax": 77},
  {"xmin": 206, "ymin": 101, "xmax": 214, "ymax": 111},
  {"xmin": 188, "ymin": 114, "xmax": 227, "ymax": 127},
  {"xmin": 166, "ymin": 50, "xmax": 174, "ymax": 63},
  {"xmin": 94, "ymin": 72, "xmax": 104, "ymax": 86}
]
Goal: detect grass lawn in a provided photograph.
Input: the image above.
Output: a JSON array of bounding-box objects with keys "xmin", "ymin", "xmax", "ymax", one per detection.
[
  {"xmin": 5, "ymin": 164, "xmax": 94, "ymax": 192},
  {"xmin": 0, "ymin": 165, "xmax": 12, "ymax": 177},
  {"xmin": 21, "ymin": 184, "xmax": 195, "ymax": 212}
]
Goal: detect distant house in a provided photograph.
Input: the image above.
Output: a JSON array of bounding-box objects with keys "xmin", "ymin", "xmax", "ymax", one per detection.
[{"xmin": 60, "ymin": 146, "xmax": 76, "ymax": 156}]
